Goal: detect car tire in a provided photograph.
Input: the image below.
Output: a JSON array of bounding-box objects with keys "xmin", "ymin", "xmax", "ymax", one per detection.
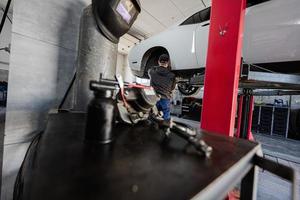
[
  {"xmin": 177, "ymin": 82, "xmax": 200, "ymax": 96},
  {"xmin": 143, "ymin": 49, "xmax": 168, "ymax": 78}
]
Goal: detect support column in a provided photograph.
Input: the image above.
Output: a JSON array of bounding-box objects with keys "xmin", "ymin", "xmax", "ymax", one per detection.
[
  {"xmin": 73, "ymin": 5, "xmax": 118, "ymax": 112},
  {"xmin": 201, "ymin": 0, "xmax": 246, "ymax": 136},
  {"xmin": 238, "ymin": 89, "xmax": 255, "ymax": 140}
]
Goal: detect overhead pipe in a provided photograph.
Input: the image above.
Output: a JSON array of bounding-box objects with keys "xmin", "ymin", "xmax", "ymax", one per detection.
[{"xmin": 0, "ymin": 0, "xmax": 12, "ymax": 35}]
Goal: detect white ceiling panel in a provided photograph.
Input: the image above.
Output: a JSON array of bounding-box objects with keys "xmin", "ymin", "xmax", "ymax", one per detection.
[
  {"xmin": 131, "ymin": 0, "xmax": 211, "ymax": 39},
  {"xmin": 132, "ymin": 9, "xmax": 166, "ymax": 37},
  {"xmin": 170, "ymin": 0, "xmax": 205, "ymax": 16},
  {"xmin": 139, "ymin": 0, "xmax": 185, "ymax": 27},
  {"xmin": 159, "ymin": 13, "xmax": 184, "ymax": 27}
]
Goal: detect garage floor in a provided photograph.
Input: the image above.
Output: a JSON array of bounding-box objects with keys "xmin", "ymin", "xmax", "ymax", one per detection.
[
  {"xmin": 255, "ymin": 134, "xmax": 300, "ymax": 200},
  {"xmin": 172, "ymin": 116, "xmax": 300, "ymax": 200}
]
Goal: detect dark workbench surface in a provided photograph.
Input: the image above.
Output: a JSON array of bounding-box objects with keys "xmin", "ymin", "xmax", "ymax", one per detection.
[{"xmin": 14, "ymin": 113, "xmax": 261, "ymax": 200}]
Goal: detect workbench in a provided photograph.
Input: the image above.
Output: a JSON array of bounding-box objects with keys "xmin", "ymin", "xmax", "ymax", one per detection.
[{"xmin": 14, "ymin": 113, "xmax": 263, "ymax": 200}]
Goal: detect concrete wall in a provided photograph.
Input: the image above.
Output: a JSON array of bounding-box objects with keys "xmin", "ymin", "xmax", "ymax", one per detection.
[
  {"xmin": 255, "ymin": 95, "xmax": 300, "ymax": 109},
  {"xmin": 0, "ymin": 69, "xmax": 8, "ymax": 82},
  {"xmin": 0, "ymin": 10, "xmax": 12, "ymax": 72},
  {"xmin": 116, "ymin": 53, "xmax": 134, "ymax": 83},
  {"xmin": 2, "ymin": 0, "xmax": 90, "ymax": 199},
  {"xmin": 1, "ymin": 1, "xmax": 137, "ymax": 198},
  {"xmin": 0, "ymin": 6, "xmax": 13, "ymax": 199},
  {"xmin": 0, "ymin": 10, "xmax": 12, "ymax": 82},
  {"xmin": 5, "ymin": 0, "xmax": 91, "ymax": 143}
]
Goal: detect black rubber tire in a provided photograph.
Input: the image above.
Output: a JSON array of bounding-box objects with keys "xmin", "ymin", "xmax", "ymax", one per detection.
[
  {"xmin": 143, "ymin": 49, "xmax": 168, "ymax": 78},
  {"xmin": 177, "ymin": 82, "xmax": 200, "ymax": 96}
]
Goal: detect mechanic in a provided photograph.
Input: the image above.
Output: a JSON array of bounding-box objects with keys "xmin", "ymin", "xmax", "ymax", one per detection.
[{"xmin": 149, "ymin": 54, "xmax": 176, "ymax": 125}]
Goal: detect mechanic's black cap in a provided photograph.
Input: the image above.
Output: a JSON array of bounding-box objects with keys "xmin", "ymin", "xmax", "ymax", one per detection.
[{"xmin": 158, "ymin": 54, "xmax": 169, "ymax": 63}]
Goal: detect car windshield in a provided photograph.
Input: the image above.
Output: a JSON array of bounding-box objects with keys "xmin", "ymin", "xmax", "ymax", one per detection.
[{"xmin": 180, "ymin": 7, "xmax": 210, "ymax": 26}]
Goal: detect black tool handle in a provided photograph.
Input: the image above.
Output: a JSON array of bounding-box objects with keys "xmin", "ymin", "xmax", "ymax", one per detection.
[{"xmin": 170, "ymin": 123, "xmax": 212, "ymax": 157}]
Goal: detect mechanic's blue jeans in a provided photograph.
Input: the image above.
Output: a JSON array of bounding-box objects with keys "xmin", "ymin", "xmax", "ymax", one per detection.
[{"xmin": 156, "ymin": 98, "xmax": 171, "ymax": 120}]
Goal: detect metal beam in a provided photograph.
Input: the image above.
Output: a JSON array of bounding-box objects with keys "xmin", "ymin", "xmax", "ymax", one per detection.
[
  {"xmin": 251, "ymin": 90, "xmax": 300, "ymax": 96},
  {"xmin": 247, "ymin": 71, "xmax": 300, "ymax": 85},
  {"xmin": 189, "ymin": 72, "xmax": 300, "ymax": 90},
  {"xmin": 201, "ymin": 0, "xmax": 247, "ymax": 136}
]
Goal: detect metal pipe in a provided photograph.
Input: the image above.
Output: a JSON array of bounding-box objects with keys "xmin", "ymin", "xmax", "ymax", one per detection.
[
  {"xmin": 1, "ymin": 8, "xmax": 12, "ymax": 23},
  {"xmin": 0, "ymin": 0, "xmax": 12, "ymax": 34},
  {"xmin": 246, "ymin": 95, "xmax": 254, "ymax": 139},
  {"xmin": 236, "ymin": 95, "xmax": 244, "ymax": 138}
]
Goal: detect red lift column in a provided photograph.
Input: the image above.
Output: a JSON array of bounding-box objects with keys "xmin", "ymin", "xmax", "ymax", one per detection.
[{"xmin": 201, "ymin": 0, "xmax": 246, "ymax": 137}]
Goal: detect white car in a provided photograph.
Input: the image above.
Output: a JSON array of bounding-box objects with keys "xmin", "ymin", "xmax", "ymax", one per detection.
[{"xmin": 129, "ymin": 0, "xmax": 300, "ymax": 95}]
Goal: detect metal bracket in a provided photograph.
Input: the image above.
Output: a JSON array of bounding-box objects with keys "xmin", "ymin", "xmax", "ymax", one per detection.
[
  {"xmin": 253, "ymin": 155, "xmax": 298, "ymax": 200},
  {"xmin": 187, "ymin": 67, "xmax": 300, "ymax": 91}
]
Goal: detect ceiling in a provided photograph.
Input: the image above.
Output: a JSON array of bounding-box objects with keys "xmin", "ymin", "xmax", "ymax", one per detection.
[
  {"xmin": 0, "ymin": 0, "xmax": 211, "ymax": 55},
  {"xmin": 132, "ymin": 0, "xmax": 211, "ymax": 38},
  {"xmin": 119, "ymin": 0, "xmax": 211, "ymax": 55},
  {"xmin": 0, "ymin": 0, "xmax": 210, "ymax": 37}
]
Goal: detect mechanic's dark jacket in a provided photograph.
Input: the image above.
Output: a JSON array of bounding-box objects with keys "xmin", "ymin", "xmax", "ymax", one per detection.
[{"xmin": 149, "ymin": 66, "xmax": 176, "ymax": 99}]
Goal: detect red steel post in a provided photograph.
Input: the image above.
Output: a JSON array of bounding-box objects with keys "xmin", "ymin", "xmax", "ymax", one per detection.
[
  {"xmin": 201, "ymin": 0, "xmax": 246, "ymax": 136},
  {"xmin": 247, "ymin": 95, "xmax": 255, "ymax": 140}
]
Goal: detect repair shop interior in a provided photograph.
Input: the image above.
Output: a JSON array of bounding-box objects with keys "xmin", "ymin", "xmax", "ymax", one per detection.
[{"xmin": 0, "ymin": 0, "xmax": 300, "ymax": 199}]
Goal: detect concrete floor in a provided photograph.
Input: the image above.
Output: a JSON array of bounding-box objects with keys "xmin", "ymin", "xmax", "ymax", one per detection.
[
  {"xmin": 254, "ymin": 134, "xmax": 300, "ymax": 200},
  {"xmin": 172, "ymin": 116, "xmax": 300, "ymax": 200},
  {"xmin": 255, "ymin": 133, "xmax": 300, "ymax": 163}
]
